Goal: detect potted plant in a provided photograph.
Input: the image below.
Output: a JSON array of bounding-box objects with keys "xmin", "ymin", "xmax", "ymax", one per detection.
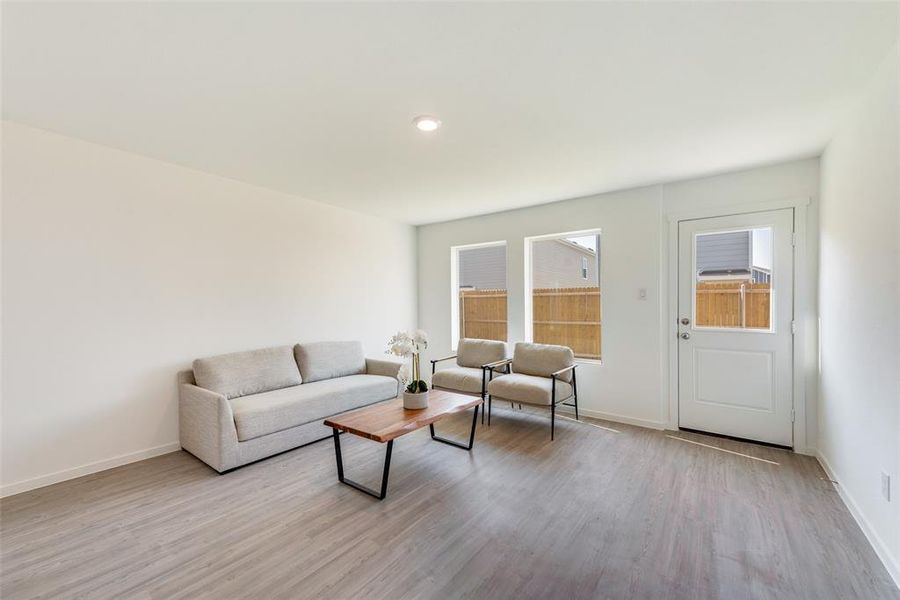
[{"xmin": 388, "ymin": 330, "xmax": 429, "ymax": 409}]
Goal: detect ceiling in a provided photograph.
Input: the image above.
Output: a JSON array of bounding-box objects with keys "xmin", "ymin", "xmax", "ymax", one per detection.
[{"xmin": 3, "ymin": 2, "xmax": 897, "ymax": 225}]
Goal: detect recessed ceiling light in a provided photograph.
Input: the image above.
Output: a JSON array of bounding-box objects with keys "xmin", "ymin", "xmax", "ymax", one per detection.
[{"xmin": 413, "ymin": 115, "xmax": 441, "ymax": 132}]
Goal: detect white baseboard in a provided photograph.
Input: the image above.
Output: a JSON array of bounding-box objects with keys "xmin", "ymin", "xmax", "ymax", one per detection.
[
  {"xmin": 816, "ymin": 451, "xmax": 900, "ymax": 590},
  {"xmin": 555, "ymin": 405, "xmax": 667, "ymax": 430},
  {"xmin": 793, "ymin": 444, "xmax": 816, "ymax": 457},
  {"xmin": 1, "ymin": 442, "xmax": 182, "ymax": 498}
]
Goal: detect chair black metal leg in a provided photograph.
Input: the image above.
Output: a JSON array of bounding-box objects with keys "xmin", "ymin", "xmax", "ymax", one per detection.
[
  {"xmin": 551, "ymin": 375, "xmax": 557, "ymax": 440},
  {"xmin": 481, "ymin": 368, "xmax": 488, "ymax": 425},
  {"xmin": 429, "ymin": 405, "xmax": 479, "ymax": 450},
  {"xmin": 488, "ymin": 395, "xmax": 492, "ymax": 426},
  {"xmin": 551, "ymin": 402, "xmax": 555, "ymax": 441},
  {"xmin": 572, "ymin": 369, "xmax": 579, "ymax": 421},
  {"xmin": 332, "ymin": 427, "xmax": 393, "ymax": 500}
]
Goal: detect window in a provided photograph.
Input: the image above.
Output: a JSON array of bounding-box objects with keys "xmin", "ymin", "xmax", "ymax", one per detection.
[
  {"xmin": 451, "ymin": 241, "xmax": 507, "ymax": 348},
  {"xmin": 694, "ymin": 227, "xmax": 772, "ymax": 329},
  {"xmin": 525, "ymin": 230, "xmax": 601, "ymax": 360}
]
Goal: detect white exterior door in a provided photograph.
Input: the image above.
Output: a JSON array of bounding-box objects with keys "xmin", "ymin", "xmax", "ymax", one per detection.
[{"xmin": 677, "ymin": 209, "xmax": 794, "ymax": 446}]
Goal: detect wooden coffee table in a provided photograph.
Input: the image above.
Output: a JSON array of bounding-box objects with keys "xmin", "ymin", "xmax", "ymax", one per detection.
[{"xmin": 324, "ymin": 390, "xmax": 482, "ymax": 500}]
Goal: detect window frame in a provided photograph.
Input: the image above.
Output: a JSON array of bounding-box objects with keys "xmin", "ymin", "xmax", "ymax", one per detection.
[
  {"xmin": 450, "ymin": 240, "xmax": 508, "ymax": 351},
  {"xmin": 524, "ymin": 228, "xmax": 602, "ymax": 364}
]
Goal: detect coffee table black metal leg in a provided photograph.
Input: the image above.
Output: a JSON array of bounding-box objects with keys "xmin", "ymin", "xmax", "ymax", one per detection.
[
  {"xmin": 332, "ymin": 428, "xmax": 393, "ymax": 500},
  {"xmin": 429, "ymin": 405, "xmax": 479, "ymax": 451}
]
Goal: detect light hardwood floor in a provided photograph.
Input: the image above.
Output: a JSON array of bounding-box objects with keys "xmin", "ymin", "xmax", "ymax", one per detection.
[{"xmin": 2, "ymin": 406, "xmax": 898, "ymax": 600}]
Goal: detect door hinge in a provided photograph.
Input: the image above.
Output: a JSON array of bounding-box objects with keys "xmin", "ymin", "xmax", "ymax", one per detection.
[
  {"xmin": 791, "ymin": 409, "xmax": 796, "ymax": 423},
  {"xmin": 792, "ymin": 232, "xmax": 797, "ymax": 247},
  {"xmin": 791, "ymin": 320, "xmax": 797, "ymax": 335}
]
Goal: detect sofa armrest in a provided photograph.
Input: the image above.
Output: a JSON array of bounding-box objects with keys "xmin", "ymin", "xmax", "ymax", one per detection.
[
  {"xmin": 179, "ymin": 383, "xmax": 239, "ymax": 472},
  {"xmin": 366, "ymin": 357, "xmax": 403, "ymax": 379}
]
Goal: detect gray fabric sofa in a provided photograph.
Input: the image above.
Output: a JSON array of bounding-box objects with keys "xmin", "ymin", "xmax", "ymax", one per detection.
[{"xmin": 180, "ymin": 341, "xmax": 401, "ymax": 472}]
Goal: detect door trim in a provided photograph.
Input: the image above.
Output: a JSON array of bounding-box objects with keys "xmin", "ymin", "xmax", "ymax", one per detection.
[{"xmin": 663, "ymin": 197, "xmax": 812, "ymax": 453}]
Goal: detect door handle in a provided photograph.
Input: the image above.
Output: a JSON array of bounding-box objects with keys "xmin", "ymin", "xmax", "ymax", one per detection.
[{"xmin": 680, "ymin": 332, "xmax": 690, "ymax": 340}]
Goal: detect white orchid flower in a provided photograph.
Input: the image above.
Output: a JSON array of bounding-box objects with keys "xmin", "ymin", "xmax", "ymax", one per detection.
[{"xmin": 397, "ymin": 363, "xmax": 411, "ymax": 385}]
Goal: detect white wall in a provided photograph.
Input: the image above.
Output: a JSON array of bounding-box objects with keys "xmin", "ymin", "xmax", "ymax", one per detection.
[
  {"xmin": 1, "ymin": 122, "xmax": 417, "ymax": 496},
  {"xmin": 417, "ymin": 159, "xmax": 819, "ymax": 437},
  {"xmin": 818, "ymin": 43, "xmax": 900, "ymax": 584},
  {"xmin": 423, "ymin": 185, "xmax": 664, "ymax": 428}
]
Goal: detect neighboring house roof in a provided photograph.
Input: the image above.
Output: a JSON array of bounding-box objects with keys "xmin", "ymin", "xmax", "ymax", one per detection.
[{"xmin": 699, "ymin": 268, "xmax": 751, "ymax": 277}]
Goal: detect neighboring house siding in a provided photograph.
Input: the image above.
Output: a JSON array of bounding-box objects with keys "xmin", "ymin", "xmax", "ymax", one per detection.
[
  {"xmin": 532, "ymin": 239, "xmax": 599, "ymax": 288},
  {"xmin": 696, "ymin": 231, "xmax": 750, "ymax": 273},
  {"xmin": 458, "ymin": 245, "xmax": 506, "ymax": 289},
  {"xmin": 459, "ymin": 239, "xmax": 600, "ymax": 290}
]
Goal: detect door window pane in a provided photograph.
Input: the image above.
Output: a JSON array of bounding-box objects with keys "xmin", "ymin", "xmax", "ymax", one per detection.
[
  {"xmin": 529, "ymin": 233, "xmax": 601, "ymax": 359},
  {"xmin": 457, "ymin": 244, "xmax": 507, "ymax": 342},
  {"xmin": 694, "ymin": 228, "xmax": 772, "ymax": 329}
]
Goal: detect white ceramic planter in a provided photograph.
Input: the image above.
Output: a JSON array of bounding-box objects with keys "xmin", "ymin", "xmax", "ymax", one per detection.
[{"xmin": 403, "ymin": 390, "xmax": 429, "ymax": 410}]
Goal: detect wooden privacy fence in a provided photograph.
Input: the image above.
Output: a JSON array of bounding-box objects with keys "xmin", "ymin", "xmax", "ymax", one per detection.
[
  {"xmin": 459, "ymin": 282, "xmax": 770, "ymax": 359},
  {"xmin": 458, "ymin": 289, "xmax": 508, "ymax": 343},
  {"xmin": 533, "ymin": 287, "xmax": 602, "ymax": 359},
  {"xmin": 695, "ymin": 281, "xmax": 771, "ymax": 328},
  {"xmin": 459, "ymin": 287, "xmax": 602, "ymax": 360}
]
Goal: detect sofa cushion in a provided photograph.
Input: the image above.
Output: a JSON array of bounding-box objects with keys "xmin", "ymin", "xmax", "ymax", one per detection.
[
  {"xmin": 487, "ymin": 373, "xmax": 573, "ymax": 406},
  {"xmin": 456, "ymin": 338, "xmax": 507, "ymax": 369},
  {"xmin": 229, "ymin": 374, "xmax": 398, "ymax": 441},
  {"xmin": 294, "ymin": 341, "xmax": 366, "ymax": 383},
  {"xmin": 511, "ymin": 342, "xmax": 575, "ymax": 382},
  {"xmin": 193, "ymin": 345, "xmax": 302, "ymax": 400},
  {"xmin": 432, "ymin": 366, "xmax": 487, "ymax": 395}
]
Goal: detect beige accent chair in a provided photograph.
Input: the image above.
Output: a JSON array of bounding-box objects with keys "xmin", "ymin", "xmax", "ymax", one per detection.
[
  {"xmin": 430, "ymin": 338, "xmax": 508, "ymax": 423},
  {"xmin": 486, "ymin": 342, "xmax": 578, "ymax": 440}
]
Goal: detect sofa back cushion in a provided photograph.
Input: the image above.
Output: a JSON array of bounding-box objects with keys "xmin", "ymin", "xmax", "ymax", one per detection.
[
  {"xmin": 512, "ymin": 342, "xmax": 575, "ymax": 382},
  {"xmin": 456, "ymin": 338, "xmax": 507, "ymax": 369},
  {"xmin": 193, "ymin": 345, "xmax": 302, "ymax": 399},
  {"xmin": 294, "ymin": 341, "xmax": 366, "ymax": 383}
]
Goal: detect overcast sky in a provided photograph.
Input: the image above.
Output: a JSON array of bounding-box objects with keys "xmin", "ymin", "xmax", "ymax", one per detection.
[{"xmin": 566, "ymin": 235, "xmax": 598, "ymax": 252}]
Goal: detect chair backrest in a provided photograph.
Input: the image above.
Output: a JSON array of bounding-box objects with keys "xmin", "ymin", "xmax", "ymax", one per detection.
[
  {"xmin": 456, "ymin": 338, "xmax": 507, "ymax": 369},
  {"xmin": 512, "ymin": 342, "xmax": 575, "ymax": 382}
]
